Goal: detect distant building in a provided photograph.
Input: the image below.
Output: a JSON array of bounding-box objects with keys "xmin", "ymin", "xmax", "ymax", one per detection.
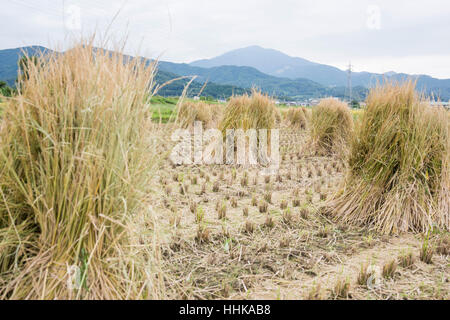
[{"xmin": 193, "ymin": 96, "xmax": 200, "ymax": 101}]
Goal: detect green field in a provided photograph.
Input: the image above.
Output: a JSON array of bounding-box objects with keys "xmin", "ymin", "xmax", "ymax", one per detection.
[
  {"xmin": 149, "ymin": 97, "xmax": 364, "ymax": 124},
  {"xmin": 150, "ymin": 96, "xmax": 228, "ymax": 123}
]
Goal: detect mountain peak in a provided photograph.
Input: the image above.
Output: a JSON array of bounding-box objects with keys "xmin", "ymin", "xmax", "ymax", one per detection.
[
  {"xmin": 190, "ymin": 45, "xmax": 318, "ymax": 78},
  {"xmin": 384, "ymin": 71, "xmax": 397, "ymax": 76}
]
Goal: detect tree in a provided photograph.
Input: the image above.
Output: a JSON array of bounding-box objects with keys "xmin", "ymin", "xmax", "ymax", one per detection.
[
  {"xmin": 350, "ymin": 100, "xmax": 360, "ymax": 109},
  {"xmin": 0, "ymin": 81, "xmax": 13, "ymax": 97}
]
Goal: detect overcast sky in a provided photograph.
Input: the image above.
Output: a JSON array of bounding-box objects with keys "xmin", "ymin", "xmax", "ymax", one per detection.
[{"xmin": 1, "ymin": 0, "xmax": 450, "ymax": 78}]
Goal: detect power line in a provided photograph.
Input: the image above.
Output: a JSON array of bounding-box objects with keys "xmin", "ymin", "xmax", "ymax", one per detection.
[{"xmin": 347, "ymin": 62, "xmax": 352, "ymax": 102}]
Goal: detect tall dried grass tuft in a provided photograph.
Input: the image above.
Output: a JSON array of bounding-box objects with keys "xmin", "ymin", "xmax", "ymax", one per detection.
[
  {"xmin": 219, "ymin": 89, "xmax": 277, "ymax": 133},
  {"xmin": 287, "ymin": 107, "xmax": 307, "ymax": 129},
  {"xmin": 328, "ymin": 81, "xmax": 449, "ymax": 234},
  {"xmin": 0, "ymin": 39, "xmax": 166, "ymax": 299},
  {"xmin": 310, "ymin": 98, "xmax": 353, "ymax": 156},
  {"xmin": 177, "ymin": 101, "xmax": 222, "ymax": 128}
]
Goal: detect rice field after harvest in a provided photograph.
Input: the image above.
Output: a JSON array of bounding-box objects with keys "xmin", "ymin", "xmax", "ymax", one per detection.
[
  {"xmin": 0, "ymin": 40, "xmax": 448, "ymax": 302},
  {"xmin": 152, "ymin": 90, "xmax": 449, "ymax": 300}
]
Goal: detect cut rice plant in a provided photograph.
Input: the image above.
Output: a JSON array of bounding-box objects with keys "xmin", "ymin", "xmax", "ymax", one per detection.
[
  {"xmin": 196, "ymin": 225, "xmax": 210, "ymax": 243},
  {"xmin": 177, "ymin": 101, "xmax": 220, "ymax": 128},
  {"xmin": 282, "ymin": 208, "xmax": 292, "ymax": 224},
  {"xmin": 218, "ymin": 203, "xmax": 227, "ymax": 220},
  {"xmin": 259, "ymin": 201, "xmax": 268, "ymax": 214},
  {"xmin": 0, "ymin": 39, "xmax": 164, "ymax": 299},
  {"xmin": 196, "ymin": 207, "xmax": 205, "ymax": 223},
  {"xmin": 219, "ymin": 89, "xmax": 277, "ymax": 133},
  {"xmin": 382, "ymin": 259, "xmax": 397, "ymax": 279},
  {"xmin": 251, "ymin": 195, "xmax": 258, "ymax": 207},
  {"xmin": 436, "ymin": 234, "xmax": 450, "ymax": 255},
  {"xmin": 420, "ymin": 235, "xmax": 434, "ymax": 264},
  {"xmin": 264, "ymin": 215, "xmax": 275, "ymax": 228},
  {"xmin": 245, "ymin": 220, "xmax": 254, "ymax": 234},
  {"xmin": 219, "ymin": 90, "xmax": 277, "ymax": 163},
  {"xmin": 307, "ymin": 283, "xmax": 323, "ymax": 300},
  {"xmin": 357, "ymin": 263, "xmax": 375, "ymax": 287},
  {"xmin": 398, "ymin": 251, "xmax": 415, "ymax": 268},
  {"xmin": 331, "ymin": 278, "xmax": 350, "ymax": 299},
  {"xmin": 300, "ymin": 208, "xmax": 309, "ymax": 219},
  {"xmin": 328, "ymin": 81, "xmax": 449, "ymax": 234},
  {"xmin": 310, "ymin": 98, "xmax": 353, "ymax": 156},
  {"xmin": 190, "ymin": 201, "xmax": 198, "ymax": 214},
  {"xmin": 286, "ymin": 107, "xmax": 307, "ymax": 129}
]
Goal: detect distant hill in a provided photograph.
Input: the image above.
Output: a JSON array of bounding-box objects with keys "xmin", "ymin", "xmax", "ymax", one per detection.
[
  {"xmin": 190, "ymin": 45, "xmax": 349, "ymax": 86},
  {"xmin": 154, "ymin": 69, "xmax": 248, "ymax": 98},
  {"xmin": 2, "ymin": 45, "xmax": 449, "ymax": 101},
  {"xmin": 157, "ymin": 61, "xmax": 357, "ymax": 99},
  {"xmin": 0, "ymin": 46, "xmax": 247, "ymax": 99},
  {"xmin": 190, "ymin": 45, "xmax": 450, "ymax": 100},
  {"xmin": 0, "ymin": 46, "xmax": 368, "ymax": 100},
  {"xmin": 0, "ymin": 46, "xmax": 52, "ymax": 86}
]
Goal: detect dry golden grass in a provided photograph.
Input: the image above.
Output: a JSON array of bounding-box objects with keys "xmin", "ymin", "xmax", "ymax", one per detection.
[
  {"xmin": 329, "ymin": 81, "xmax": 449, "ymax": 234},
  {"xmin": 177, "ymin": 101, "xmax": 223, "ymax": 128},
  {"xmin": 0, "ymin": 39, "xmax": 166, "ymax": 299},
  {"xmin": 286, "ymin": 107, "xmax": 307, "ymax": 129},
  {"xmin": 219, "ymin": 89, "xmax": 277, "ymax": 133},
  {"xmin": 310, "ymin": 98, "xmax": 353, "ymax": 156}
]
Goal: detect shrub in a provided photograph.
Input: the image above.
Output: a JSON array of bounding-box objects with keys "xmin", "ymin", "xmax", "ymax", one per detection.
[
  {"xmin": 310, "ymin": 98, "xmax": 353, "ymax": 156},
  {"xmin": 328, "ymin": 81, "xmax": 449, "ymax": 234}
]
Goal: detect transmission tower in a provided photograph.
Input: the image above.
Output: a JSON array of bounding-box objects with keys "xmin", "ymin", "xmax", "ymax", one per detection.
[{"xmin": 346, "ymin": 62, "xmax": 353, "ymax": 103}]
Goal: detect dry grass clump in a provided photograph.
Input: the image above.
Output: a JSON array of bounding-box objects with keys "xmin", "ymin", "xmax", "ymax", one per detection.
[
  {"xmin": 331, "ymin": 278, "xmax": 350, "ymax": 299},
  {"xmin": 306, "ymin": 283, "xmax": 323, "ymax": 300},
  {"xmin": 420, "ymin": 236, "xmax": 434, "ymax": 264},
  {"xmin": 329, "ymin": 81, "xmax": 449, "ymax": 234},
  {"xmin": 382, "ymin": 259, "xmax": 397, "ymax": 279},
  {"xmin": 259, "ymin": 201, "xmax": 268, "ymax": 213},
  {"xmin": 310, "ymin": 98, "xmax": 353, "ymax": 156},
  {"xmin": 177, "ymin": 101, "xmax": 218, "ymax": 128},
  {"xmin": 0, "ymin": 40, "xmax": 164, "ymax": 299},
  {"xmin": 398, "ymin": 251, "xmax": 415, "ymax": 268},
  {"xmin": 286, "ymin": 107, "xmax": 307, "ymax": 129},
  {"xmin": 357, "ymin": 263, "xmax": 374, "ymax": 286},
  {"xmin": 219, "ymin": 89, "xmax": 277, "ymax": 134},
  {"xmin": 436, "ymin": 234, "xmax": 450, "ymax": 255}
]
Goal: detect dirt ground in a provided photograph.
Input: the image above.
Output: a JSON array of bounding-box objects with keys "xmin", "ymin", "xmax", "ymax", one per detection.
[{"xmin": 150, "ymin": 125, "xmax": 450, "ymax": 300}]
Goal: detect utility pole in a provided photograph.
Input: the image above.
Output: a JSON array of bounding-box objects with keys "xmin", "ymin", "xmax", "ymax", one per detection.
[{"xmin": 347, "ymin": 62, "xmax": 352, "ymax": 103}]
